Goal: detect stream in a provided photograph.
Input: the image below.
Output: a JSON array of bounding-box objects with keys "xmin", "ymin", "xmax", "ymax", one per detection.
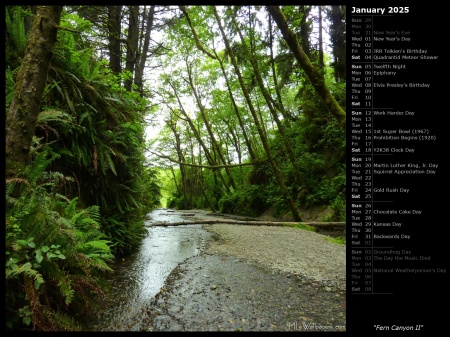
[
  {"xmin": 81, "ymin": 208, "xmax": 212, "ymax": 331},
  {"xmin": 79, "ymin": 208, "xmax": 346, "ymax": 331}
]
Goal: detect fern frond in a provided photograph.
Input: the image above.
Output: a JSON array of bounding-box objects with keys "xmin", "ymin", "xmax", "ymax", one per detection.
[
  {"xmin": 6, "ymin": 262, "xmax": 45, "ymax": 289},
  {"xmin": 85, "ymin": 205, "xmax": 101, "ymax": 224},
  {"xmin": 63, "ymin": 84, "xmax": 77, "ymax": 114},
  {"xmin": 84, "ymin": 256, "xmax": 114, "ymax": 272},
  {"xmin": 6, "ymin": 7, "xmax": 27, "ymax": 55},
  {"xmin": 56, "ymin": 272, "xmax": 74, "ymax": 305},
  {"xmin": 105, "ymin": 152, "xmax": 117, "ymax": 176},
  {"xmin": 64, "ymin": 197, "xmax": 79, "ymax": 217},
  {"xmin": 37, "ymin": 109, "xmax": 74, "ymax": 125},
  {"xmin": 6, "ymin": 177, "xmax": 30, "ymax": 186},
  {"xmin": 47, "ymin": 310, "xmax": 82, "ymax": 331},
  {"xmin": 6, "ymin": 67, "xmax": 15, "ymax": 106},
  {"xmin": 79, "ymin": 240, "xmax": 112, "ymax": 252},
  {"xmin": 24, "ymin": 151, "xmax": 61, "ymax": 184},
  {"xmin": 71, "ymin": 210, "xmax": 89, "ymax": 226},
  {"xmin": 84, "ymin": 83, "xmax": 100, "ymax": 99}
]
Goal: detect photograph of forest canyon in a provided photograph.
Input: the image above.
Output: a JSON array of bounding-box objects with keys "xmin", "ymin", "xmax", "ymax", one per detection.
[{"xmin": 5, "ymin": 5, "xmax": 346, "ymax": 331}]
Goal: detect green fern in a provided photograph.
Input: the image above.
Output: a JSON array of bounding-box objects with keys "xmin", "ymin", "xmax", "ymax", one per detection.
[
  {"xmin": 23, "ymin": 150, "xmax": 60, "ymax": 184},
  {"xmin": 6, "ymin": 262, "xmax": 45, "ymax": 290},
  {"xmin": 6, "ymin": 150, "xmax": 116, "ymax": 330},
  {"xmin": 5, "ymin": 67, "xmax": 15, "ymax": 106},
  {"xmin": 85, "ymin": 205, "xmax": 101, "ymax": 224},
  {"xmin": 37, "ymin": 109, "xmax": 74, "ymax": 125},
  {"xmin": 82, "ymin": 240, "xmax": 111, "ymax": 251},
  {"xmin": 56, "ymin": 271, "xmax": 75, "ymax": 305},
  {"xmin": 105, "ymin": 152, "xmax": 117, "ymax": 176},
  {"xmin": 5, "ymin": 6, "xmax": 28, "ymax": 56},
  {"xmin": 47, "ymin": 310, "xmax": 82, "ymax": 331}
]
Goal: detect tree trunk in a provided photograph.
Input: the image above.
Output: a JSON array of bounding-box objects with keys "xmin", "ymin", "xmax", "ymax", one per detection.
[
  {"xmin": 200, "ymin": 178, "xmax": 217, "ymax": 212},
  {"xmin": 299, "ymin": 6, "xmax": 312, "ymax": 59},
  {"xmin": 6, "ymin": 5, "xmax": 63, "ymax": 177},
  {"xmin": 107, "ymin": 5, "xmax": 122, "ymax": 75},
  {"xmin": 222, "ymin": 118, "xmax": 241, "ymax": 164},
  {"xmin": 268, "ymin": 15, "xmax": 290, "ymax": 122},
  {"xmin": 329, "ymin": 5, "xmax": 346, "ymax": 82},
  {"xmin": 215, "ymin": 51, "xmax": 258, "ymax": 162},
  {"xmin": 318, "ymin": 6, "xmax": 324, "ymax": 70},
  {"xmin": 266, "ymin": 6, "xmax": 346, "ymax": 128},
  {"xmin": 167, "ymin": 119, "xmax": 189, "ymax": 208},
  {"xmin": 124, "ymin": 5, "xmax": 139, "ymax": 91},
  {"xmin": 134, "ymin": 5, "xmax": 155, "ymax": 96}
]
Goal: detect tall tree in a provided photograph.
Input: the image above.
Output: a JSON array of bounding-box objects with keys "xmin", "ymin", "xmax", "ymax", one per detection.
[
  {"xmin": 329, "ymin": 5, "xmax": 346, "ymax": 82},
  {"xmin": 266, "ymin": 5, "xmax": 346, "ymax": 128},
  {"xmin": 212, "ymin": 49, "xmax": 258, "ymax": 162},
  {"xmin": 134, "ymin": 5, "xmax": 155, "ymax": 96},
  {"xmin": 6, "ymin": 5, "xmax": 63, "ymax": 177},
  {"xmin": 268, "ymin": 14, "xmax": 290, "ymax": 122},
  {"xmin": 107, "ymin": 5, "xmax": 122, "ymax": 75},
  {"xmin": 167, "ymin": 78, "xmax": 232, "ymax": 194},
  {"xmin": 214, "ymin": 7, "xmax": 302, "ymax": 221},
  {"xmin": 298, "ymin": 5, "xmax": 312, "ymax": 59},
  {"xmin": 318, "ymin": 6, "xmax": 324, "ymax": 70},
  {"xmin": 185, "ymin": 59, "xmax": 237, "ymax": 189},
  {"xmin": 166, "ymin": 114, "xmax": 189, "ymax": 208},
  {"xmin": 178, "ymin": 6, "xmax": 258, "ymax": 162},
  {"xmin": 229, "ymin": 7, "xmax": 309, "ymax": 193},
  {"xmin": 124, "ymin": 5, "xmax": 139, "ymax": 91}
]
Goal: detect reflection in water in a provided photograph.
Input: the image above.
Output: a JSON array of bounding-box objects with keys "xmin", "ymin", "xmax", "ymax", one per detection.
[{"xmin": 81, "ymin": 209, "xmax": 211, "ymax": 331}]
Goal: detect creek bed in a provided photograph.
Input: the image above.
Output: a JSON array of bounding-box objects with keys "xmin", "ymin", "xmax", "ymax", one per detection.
[
  {"xmin": 78, "ymin": 208, "xmax": 346, "ymax": 331},
  {"xmin": 79, "ymin": 209, "xmax": 211, "ymax": 331}
]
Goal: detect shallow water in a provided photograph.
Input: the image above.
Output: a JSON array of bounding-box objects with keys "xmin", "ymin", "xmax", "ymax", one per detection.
[{"xmin": 81, "ymin": 209, "xmax": 211, "ymax": 331}]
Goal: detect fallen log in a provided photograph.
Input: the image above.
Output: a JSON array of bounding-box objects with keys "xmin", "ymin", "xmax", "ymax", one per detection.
[{"xmin": 148, "ymin": 219, "xmax": 345, "ymax": 228}]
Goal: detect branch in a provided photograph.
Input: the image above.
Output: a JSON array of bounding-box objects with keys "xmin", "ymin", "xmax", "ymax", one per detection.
[
  {"xmin": 149, "ymin": 150, "xmax": 266, "ymax": 169},
  {"xmin": 179, "ymin": 5, "xmax": 218, "ymax": 60},
  {"xmin": 55, "ymin": 25, "xmax": 81, "ymax": 34}
]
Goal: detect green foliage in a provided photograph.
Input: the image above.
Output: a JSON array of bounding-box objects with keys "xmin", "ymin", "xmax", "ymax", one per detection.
[
  {"xmin": 6, "ymin": 149, "xmax": 114, "ymax": 331},
  {"xmin": 23, "ymin": 9, "xmax": 162, "ymax": 256},
  {"xmin": 5, "ymin": 66, "xmax": 16, "ymax": 107},
  {"xmin": 46, "ymin": 311, "xmax": 83, "ymax": 331},
  {"xmin": 330, "ymin": 194, "xmax": 346, "ymax": 222},
  {"xmin": 324, "ymin": 236, "xmax": 346, "ymax": 245},
  {"xmin": 283, "ymin": 223, "xmax": 317, "ymax": 232},
  {"xmin": 218, "ymin": 184, "xmax": 269, "ymax": 217},
  {"xmin": 5, "ymin": 6, "xmax": 30, "ymax": 67},
  {"xmin": 167, "ymin": 195, "xmax": 186, "ymax": 209},
  {"xmin": 149, "ymin": 5, "xmax": 346, "ymax": 225}
]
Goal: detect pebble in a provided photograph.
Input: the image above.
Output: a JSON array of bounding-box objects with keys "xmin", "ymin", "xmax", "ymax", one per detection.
[
  {"xmin": 140, "ymin": 254, "xmax": 346, "ymax": 331},
  {"xmin": 129, "ymin": 216, "xmax": 346, "ymax": 332}
]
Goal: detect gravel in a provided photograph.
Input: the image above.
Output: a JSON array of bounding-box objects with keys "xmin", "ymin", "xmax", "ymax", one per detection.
[
  {"xmin": 204, "ymin": 224, "xmax": 346, "ymax": 292},
  {"xmin": 138, "ymin": 219, "xmax": 346, "ymax": 332}
]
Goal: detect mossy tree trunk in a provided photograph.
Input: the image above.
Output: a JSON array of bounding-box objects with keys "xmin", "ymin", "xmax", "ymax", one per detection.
[{"xmin": 6, "ymin": 5, "xmax": 63, "ymax": 177}]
